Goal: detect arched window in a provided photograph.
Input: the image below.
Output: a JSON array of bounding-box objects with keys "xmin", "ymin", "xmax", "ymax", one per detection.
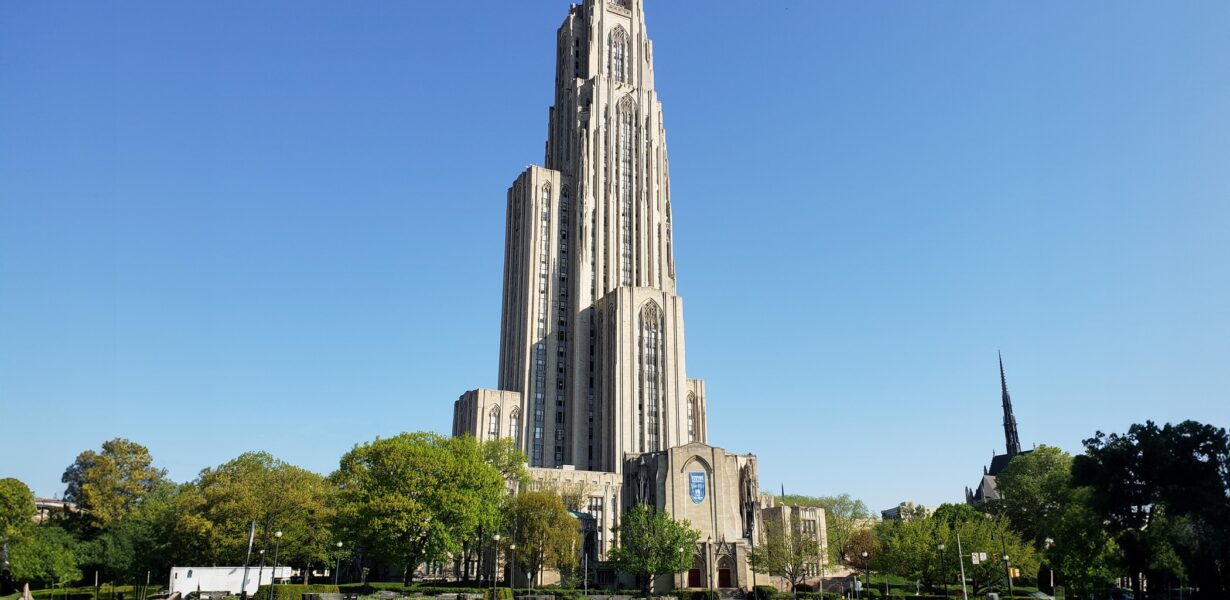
[
  {"xmin": 488, "ymin": 407, "xmax": 501, "ymax": 441},
  {"xmin": 639, "ymin": 301, "xmax": 662, "ymax": 452},
  {"xmin": 609, "ymin": 27, "xmax": 629, "ymax": 84},
  {"xmin": 509, "ymin": 408, "xmax": 521, "ymax": 443}
]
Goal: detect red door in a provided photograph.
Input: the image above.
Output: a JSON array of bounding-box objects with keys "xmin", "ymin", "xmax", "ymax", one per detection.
[
  {"xmin": 688, "ymin": 569, "xmax": 701, "ymax": 588},
  {"xmin": 718, "ymin": 568, "xmax": 732, "ymax": 588}
]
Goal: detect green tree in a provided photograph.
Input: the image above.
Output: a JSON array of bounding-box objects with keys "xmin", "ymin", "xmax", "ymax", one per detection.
[
  {"xmin": 1, "ymin": 478, "xmax": 37, "ymax": 546},
  {"xmin": 993, "ymin": 446, "xmax": 1119, "ymax": 595},
  {"xmin": 77, "ymin": 481, "xmax": 181, "ymax": 583},
  {"xmin": 1074, "ymin": 420, "xmax": 1230, "ymax": 598},
  {"xmin": 922, "ymin": 505, "xmax": 1037, "ymax": 597},
  {"xmin": 873, "ymin": 518, "xmax": 941, "ymax": 591},
  {"xmin": 482, "ymin": 437, "xmax": 531, "ymax": 489},
  {"xmin": 61, "ymin": 438, "xmax": 167, "ymax": 531},
  {"xmin": 174, "ymin": 452, "xmax": 336, "ymax": 575},
  {"xmin": 778, "ymin": 493, "xmax": 869, "ymax": 565},
  {"xmin": 331, "ymin": 432, "xmax": 505, "ymax": 584},
  {"xmin": 843, "ymin": 528, "xmax": 878, "ymax": 573},
  {"xmin": 751, "ymin": 511, "xmax": 824, "ymax": 592},
  {"xmin": 7, "ymin": 526, "xmax": 81, "ymax": 589},
  {"xmin": 505, "ymin": 491, "xmax": 581, "ymax": 587},
  {"xmin": 609, "ymin": 504, "xmax": 700, "ymax": 598}
]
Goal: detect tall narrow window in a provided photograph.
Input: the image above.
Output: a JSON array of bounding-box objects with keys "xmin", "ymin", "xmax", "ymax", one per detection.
[
  {"xmin": 609, "ymin": 28, "xmax": 628, "ymax": 84},
  {"xmin": 618, "ymin": 97, "xmax": 635, "ymax": 286},
  {"xmin": 509, "ymin": 408, "xmax": 521, "ymax": 443},
  {"xmin": 554, "ymin": 188, "xmax": 571, "ymax": 465},
  {"xmin": 687, "ymin": 392, "xmax": 696, "ymax": 442},
  {"xmin": 488, "ymin": 407, "xmax": 501, "ymax": 441},
  {"xmin": 639, "ymin": 301, "xmax": 662, "ymax": 452},
  {"xmin": 532, "ymin": 183, "xmax": 551, "ymax": 466}
]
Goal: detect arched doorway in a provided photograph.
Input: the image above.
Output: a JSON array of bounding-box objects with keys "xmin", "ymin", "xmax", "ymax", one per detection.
[
  {"xmin": 717, "ymin": 556, "xmax": 734, "ymax": 588},
  {"xmin": 687, "ymin": 554, "xmax": 705, "ymax": 588}
]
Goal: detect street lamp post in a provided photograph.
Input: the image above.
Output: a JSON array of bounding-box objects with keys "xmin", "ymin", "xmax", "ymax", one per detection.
[
  {"xmin": 256, "ymin": 550, "xmax": 266, "ymax": 597},
  {"xmin": 1000, "ymin": 526, "xmax": 1014, "ymax": 598},
  {"xmin": 334, "ymin": 542, "xmax": 344, "ymax": 585},
  {"xmin": 1003, "ymin": 554, "xmax": 1013, "ymax": 598},
  {"xmin": 861, "ymin": 551, "xmax": 869, "ymax": 600},
  {"xmin": 272, "ymin": 531, "xmax": 283, "ymax": 600},
  {"xmin": 492, "ymin": 535, "xmax": 501, "ymax": 593},
  {"xmin": 937, "ymin": 544, "xmax": 946, "ymax": 596},
  {"xmin": 509, "ymin": 544, "xmax": 516, "ymax": 594}
]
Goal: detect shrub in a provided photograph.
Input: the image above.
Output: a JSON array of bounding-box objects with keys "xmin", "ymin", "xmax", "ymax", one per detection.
[
  {"xmin": 678, "ymin": 590, "xmax": 718, "ymax": 600},
  {"xmin": 749, "ymin": 585, "xmax": 777, "ymax": 600},
  {"xmin": 254, "ymin": 584, "xmax": 340, "ymax": 600},
  {"xmin": 485, "ymin": 589, "xmax": 513, "ymax": 600}
]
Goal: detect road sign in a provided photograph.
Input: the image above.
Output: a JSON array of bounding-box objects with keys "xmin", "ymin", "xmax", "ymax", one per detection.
[{"xmin": 971, "ymin": 553, "xmax": 981, "ymax": 565}]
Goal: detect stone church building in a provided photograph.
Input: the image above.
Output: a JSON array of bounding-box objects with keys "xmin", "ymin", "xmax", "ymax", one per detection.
[{"xmin": 450, "ymin": 0, "xmax": 825, "ymax": 592}]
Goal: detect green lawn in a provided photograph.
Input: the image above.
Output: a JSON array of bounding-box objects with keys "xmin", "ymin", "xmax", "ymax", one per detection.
[{"xmin": 1, "ymin": 584, "xmax": 164, "ymax": 600}]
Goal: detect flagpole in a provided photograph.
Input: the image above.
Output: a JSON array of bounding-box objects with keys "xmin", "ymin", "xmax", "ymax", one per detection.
[
  {"xmin": 241, "ymin": 521, "xmax": 256, "ymax": 599},
  {"xmin": 955, "ymin": 532, "xmax": 968, "ymax": 600}
]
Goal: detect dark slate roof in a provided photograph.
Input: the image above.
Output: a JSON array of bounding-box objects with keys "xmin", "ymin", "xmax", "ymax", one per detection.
[{"xmin": 987, "ymin": 448, "xmax": 1033, "ymax": 477}]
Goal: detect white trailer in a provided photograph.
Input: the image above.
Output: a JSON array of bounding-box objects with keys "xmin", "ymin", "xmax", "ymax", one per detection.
[{"xmin": 168, "ymin": 566, "xmax": 294, "ymax": 597}]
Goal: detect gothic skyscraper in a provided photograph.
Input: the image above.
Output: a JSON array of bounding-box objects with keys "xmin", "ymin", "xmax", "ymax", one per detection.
[
  {"xmin": 451, "ymin": 2, "xmax": 783, "ymax": 586},
  {"xmin": 455, "ymin": 0, "xmax": 706, "ymax": 473}
]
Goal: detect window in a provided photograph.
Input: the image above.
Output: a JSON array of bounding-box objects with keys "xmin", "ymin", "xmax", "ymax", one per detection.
[
  {"xmin": 687, "ymin": 392, "xmax": 696, "ymax": 442},
  {"xmin": 618, "ymin": 97, "xmax": 635, "ymax": 286},
  {"xmin": 639, "ymin": 301, "xmax": 661, "ymax": 452},
  {"xmin": 509, "ymin": 409, "xmax": 521, "ymax": 442},
  {"xmin": 488, "ymin": 407, "xmax": 501, "ymax": 441},
  {"xmin": 609, "ymin": 28, "xmax": 629, "ymax": 84},
  {"xmin": 588, "ymin": 496, "xmax": 605, "ymax": 545},
  {"xmin": 532, "ymin": 183, "xmax": 552, "ymax": 466},
  {"xmin": 554, "ymin": 188, "xmax": 571, "ymax": 465}
]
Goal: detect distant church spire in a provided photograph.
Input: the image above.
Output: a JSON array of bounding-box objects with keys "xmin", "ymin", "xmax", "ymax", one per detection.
[{"xmin": 999, "ymin": 351, "xmax": 1022, "ymax": 456}]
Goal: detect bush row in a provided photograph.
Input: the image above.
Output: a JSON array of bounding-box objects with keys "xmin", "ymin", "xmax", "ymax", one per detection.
[{"xmin": 253, "ymin": 584, "xmax": 340, "ymax": 600}]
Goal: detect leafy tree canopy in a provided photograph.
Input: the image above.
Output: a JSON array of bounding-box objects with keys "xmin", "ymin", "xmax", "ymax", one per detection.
[
  {"xmin": 7, "ymin": 526, "xmax": 81, "ymax": 588},
  {"xmin": 751, "ymin": 511, "xmax": 824, "ymax": 591},
  {"xmin": 505, "ymin": 490, "xmax": 581, "ymax": 586},
  {"xmin": 0, "ymin": 478, "xmax": 37, "ymax": 543},
  {"xmin": 331, "ymin": 432, "xmax": 505, "ymax": 584},
  {"xmin": 61, "ymin": 438, "xmax": 167, "ymax": 531},
  {"xmin": 609, "ymin": 504, "xmax": 699, "ymax": 597},
  {"xmin": 175, "ymin": 452, "xmax": 335, "ymax": 570},
  {"xmin": 1074, "ymin": 420, "xmax": 1230, "ymax": 597},
  {"xmin": 992, "ymin": 446, "xmax": 1119, "ymax": 595},
  {"xmin": 776, "ymin": 493, "xmax": 868, "ymax": 565}
]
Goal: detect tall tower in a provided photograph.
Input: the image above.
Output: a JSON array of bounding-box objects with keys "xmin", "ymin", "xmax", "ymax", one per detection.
[
  {"xmin": 999, "ymin": 351, "xmax": 1021, "ymax": 456},
  {"xmin": 460, "ymin": 0, "xmax": 706, "ymax": 472}
]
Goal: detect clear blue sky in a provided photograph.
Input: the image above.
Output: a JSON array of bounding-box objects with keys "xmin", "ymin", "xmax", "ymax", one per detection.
[{"xmin": 2, "ymin": 1, "xmax": 1228, "ymax": 514}]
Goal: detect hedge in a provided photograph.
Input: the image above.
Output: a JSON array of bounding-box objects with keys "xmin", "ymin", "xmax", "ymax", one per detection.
[
  {"xmin": 484, "ymin": 589, "xmax": 513, "ymax": 600},
  {"xmin": 677, "ymin": 590, "xmax": 718, "ymax": 600},
  {"xmin": 253, "ymin": 584, "xmax": 339, "ymax": 600}
]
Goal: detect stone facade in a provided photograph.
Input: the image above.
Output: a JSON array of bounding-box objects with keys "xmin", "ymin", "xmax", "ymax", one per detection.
[{"xmin": 759, "ymin": 504, "xmax": 830, "ymax": 589}]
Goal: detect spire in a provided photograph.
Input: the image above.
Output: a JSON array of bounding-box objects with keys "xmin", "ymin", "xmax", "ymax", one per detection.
[{"xmin": 999, "ymin": 351, "xmax": 1022, "ymax": 456}]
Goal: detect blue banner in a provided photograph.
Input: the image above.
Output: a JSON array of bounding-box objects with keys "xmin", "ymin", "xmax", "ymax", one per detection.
[{"xmin": 689, "ymin": 471, "xmax": 706, "ymax": 504}]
